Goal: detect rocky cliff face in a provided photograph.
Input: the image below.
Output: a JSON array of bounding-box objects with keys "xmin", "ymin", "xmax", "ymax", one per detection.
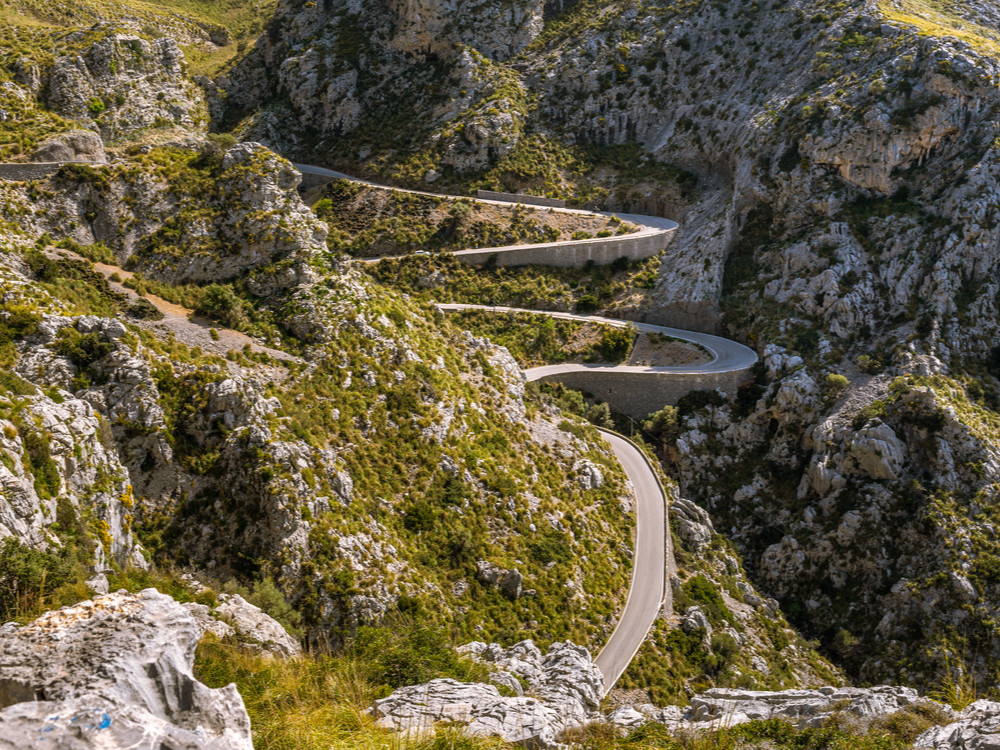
[{"xmin": 47, "ymin": 34, "xmax": 206, "ymax": 142}]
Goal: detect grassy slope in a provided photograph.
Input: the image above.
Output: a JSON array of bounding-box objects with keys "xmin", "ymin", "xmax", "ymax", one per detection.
[
  {"xmin": 0, "ymin": 0, "xmax": 276, "ymax": 75},
  {"xmin": 879, "ymin": 0, "xmax": 1000, "ymax": 55}
]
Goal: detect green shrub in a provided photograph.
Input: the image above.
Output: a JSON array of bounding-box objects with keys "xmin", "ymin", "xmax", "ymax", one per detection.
[
  {"xmin": 585, "ymin": 401, "xmax": 614, "ymax": 428},
  {"xmin": 350, "ymin": 624, "xmax": 491, "ymax": 695},
  {"xmin": 0, "ymin": 304, "xmax": 41, "ymax": 344},
  {"xmin": 598, "ymin": 325, "xmax": 634, "ymax": 362},
  {"xmin": 17, "ymin": 421, "xmax": 60, "ymax": 500},
  {"xmin": 0, "ymin": 538, "xmax": 82, "ymax": 622},
  {"xmin": 677, "ymin": 389, "xmax": 725, "ymax": 417},
  {"xmin": 857, "ymin": 353, "xmax": 884, "ymax": 374},
  {"xmin": 54, "ymin": 328, "xmax": 114, "ymax": 370},
  {"xmin": 824, "ymin": 373, "xmax": 850, "ymax": 395},
  {"xmin": 195, "ymin": 284, "xmax": 245, "ymax": 328},
  {"xmin": 643, "ymin": 405, "xmax": 680, "ymax": 443},
  {"xmin": 126, "ymin": 298, "xmax": 165, "ymax": 321},
  {"xmin": 851, "ymin": 399, "xmax": 888, "ymax": 430},
  {"xmin": 677, "ymin": 574, "xmax": 734, "ymax": 628}
]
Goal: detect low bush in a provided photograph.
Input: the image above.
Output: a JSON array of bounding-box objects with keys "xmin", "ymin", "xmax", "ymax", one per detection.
[{"xmin": 0, "ymin": 538, "xmax": 88, "ymax": 622}]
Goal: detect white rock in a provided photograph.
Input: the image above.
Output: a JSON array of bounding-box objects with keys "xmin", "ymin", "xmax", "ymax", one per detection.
[
  {"xmin": 0, "ymin": 589, "xmax": 252, "ymax": 749},
  {"xmin": 214, "ymin": 594, "xmax": 301, "ymax": 658},
  {"xmin": 916, "ymin": 700, "xmax": 1000, "ymax": 749}
]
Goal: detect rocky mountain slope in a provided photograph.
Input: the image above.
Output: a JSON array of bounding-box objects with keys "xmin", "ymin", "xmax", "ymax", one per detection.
[
  {"xmin": 6, "ymin": 0, "xmax": 1000, "ymax": 746},
  {"xmin": 212, "ymin": 0, "xmax": 1000, "ymax": 695}
]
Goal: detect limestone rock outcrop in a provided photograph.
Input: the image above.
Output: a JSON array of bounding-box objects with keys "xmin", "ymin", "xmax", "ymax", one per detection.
[
  {"xmin": 30, "ymin": 130, "xmax": 107, "ymax": 164},
  {"xmin": 680, "ymin": 686, "xmax": 937, "ymax": 730},
  {"xmin": 916, "ymin": 700, "xmax": 1000, "ymax": 749},
  {"xmin": 373, "ymin": 640, "xmax": 603, "ymax": 747},
  {"xmin": 0, "ymin": 589, "xmax": 252, "ymax": 750},
  {"xmin": 387, "ymin": 0, "xmax": 544, "ymax": 60},
  {"xmin": 0, "ymin": 355, "xmax": 145, "ymax": 569},
  {"xmin": 213, "ymin": 594, "xmax": 302, "ymax": 658},
  {"xmin": 47, "ymin": 35, "xmax": 205, "ymax": 140}
]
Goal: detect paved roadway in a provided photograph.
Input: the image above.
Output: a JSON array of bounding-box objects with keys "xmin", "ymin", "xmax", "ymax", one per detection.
[
  {"xmin": 594, "ymin": 429, "xmax": 672, "ymax": 693},
  {"xmin": 436, "ymin": 303, "xmax": 758, "ymax": 375},
  {"xmin": 293, "ymin": 163, "xmax": 679, "ymax": 262}
]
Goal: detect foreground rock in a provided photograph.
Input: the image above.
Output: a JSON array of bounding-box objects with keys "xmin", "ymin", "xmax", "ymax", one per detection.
[
  {"xmin": 377, "ymin": 647, "xmax": 975, "ymax": 749},
  {"xmin": 0, "ymin": 589, "xmax": 252, "ymax": 750},
  {"xmin": 372, "ymin": 640, "xmax": 602, "ymax": 747},
  {"xmin": 916, "ymin": 700, "xmax": 1000, "ymax": 749},
  {"xmin": 668, "ymin": 686, "xmax": 945, "ymax": 730}
]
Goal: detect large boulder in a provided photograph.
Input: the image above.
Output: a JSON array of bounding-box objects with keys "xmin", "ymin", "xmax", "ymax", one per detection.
[
  {"xmin": 31, "ymin": 130, "xmax": 107, "ymax": 164},
  {"xmin": 214, "ymin": 594, "xmax": 302, "ymax": 658},
  {"xmin": 373, "ymin": 640, "xmax": 604, "ymax": 747},
  {"xmin": 0, "ymin": 589, "xmax": 253, "ymax": 749}
]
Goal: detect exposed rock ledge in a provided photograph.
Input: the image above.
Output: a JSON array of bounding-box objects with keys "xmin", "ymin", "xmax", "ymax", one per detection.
[
  {"xmin": 0, "ymin": 589, "xmax": 252, "ymax": 750},
  {"xmin": 372, "ymin": 640, "xmax": 603, "ymax": 747},
  {"xmin": 372, "ymin": 641, "xmax": 1000, "ymax": 749}
]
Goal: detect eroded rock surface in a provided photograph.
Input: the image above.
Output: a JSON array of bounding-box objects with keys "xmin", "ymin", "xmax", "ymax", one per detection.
[
  {"xmin": 373, "ymin": 640, "xmax": 603, "ymax": 747},
  {"xmin": 0, "ymin": 589, "xmax": 252, "ymax": 750},
  {"xmin": 916, "ymin": 700, "xmax": 1000, "ymax": 749}
]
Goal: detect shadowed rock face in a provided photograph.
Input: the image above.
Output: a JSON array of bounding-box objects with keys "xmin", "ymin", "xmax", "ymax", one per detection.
[{"xmin": 0, "ymin": 589, "xmax": 253, "ymax": 750}]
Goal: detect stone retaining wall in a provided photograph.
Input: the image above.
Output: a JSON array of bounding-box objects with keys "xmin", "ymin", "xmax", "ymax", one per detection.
[
  {"xmin": 0, "ymin": 163, "xmax": 66, "ymax": 181},
  {"xmin": 298, "ymin": 171, "xmax": 336, "ymax": 190},
  {"xmin": 534, "ymin": 368, "xmax": 751, "ymax": 419},
  {"xmin": 476, "ymin": 190, "xmax": 566, "ymax": 208},
  {"xmin": 452, "ymin": 229, "xmax": 675, "ymax": 268}
]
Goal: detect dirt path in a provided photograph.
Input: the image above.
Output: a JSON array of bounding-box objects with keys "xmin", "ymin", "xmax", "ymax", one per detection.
[{"xmin": 47, "ymin": 248, "xmax": 300, "ymax": 380}]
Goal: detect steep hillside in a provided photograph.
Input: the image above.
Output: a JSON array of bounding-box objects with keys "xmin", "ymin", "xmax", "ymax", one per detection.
[
  {"xmin": 220, "ymin": 0, "xmax": 1000, "ymax": 694},
  {"xmin": 9, "ymin": 0, "xmax": 1000, "ymax": 742}
]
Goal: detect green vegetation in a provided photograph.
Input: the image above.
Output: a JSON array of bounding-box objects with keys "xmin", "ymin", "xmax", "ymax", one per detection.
[
  {"xmin": 314, "ymin": 181, "xmax": 620, "ymax": 257},
  {"xmin": 0, "ymin": 538, "xmax": 91, "ymax": 623},
  {"xmin": 195, "ymin": 632, "xmax": 507, "ymax": 750},
  {"xmin": 386, "ymin": 130, "xmax": 698, "ymax": 207},
  {"xmin": 448, "ymin": 309, "xmax": 635, "ymax": 367},
  {"xmin": 54, "ymin": 327, "xmax": 114, "ymax": 370},
  {"xmin": 367, "ymin": 253, "xmax": 661, "ymax": 312},
  {"xmin": 23, "ymin": 249, "xmax": 129, "ymax": 317},
  {"xmin": 878, "ymin": 0, "xmax": 1000, "ymax": 57},
  {"xmin": 112, "ymin": 274, "xmax": 637, "ymax": 648},
  {"xmin": 0, "ymin": 0, "xmax": 277, "ymax": 77}
]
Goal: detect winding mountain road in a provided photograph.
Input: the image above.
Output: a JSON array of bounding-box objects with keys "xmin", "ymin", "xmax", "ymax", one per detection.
[
  {"xmin": 295, "ymin": 163, "xmax": 678, "ymax": 266},
  {"xmin": 593, "ymin": 428, "xmax": 673, "ymax": 692},
  {"xmin": 292, "ymin": 162, "xmax": 755, "ymax": 695},
  {"xmin": 7, "ymin": 156, "xmax": 739, "ymax": 692},
  {"xmin": 435, "ymin": 303, "xmax": 757, "ymax": 377}
]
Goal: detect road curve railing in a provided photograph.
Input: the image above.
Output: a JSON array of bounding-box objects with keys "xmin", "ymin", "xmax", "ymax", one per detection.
[
  {"xmin": 435, "ymin": 304, "xmax": 758, "ymax": 376},
  {"xmin": 294, "ymin": 163, "xmax": 678, "ymax": 268}
]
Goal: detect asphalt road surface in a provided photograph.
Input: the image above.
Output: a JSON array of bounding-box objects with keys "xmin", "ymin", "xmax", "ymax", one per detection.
[
  {"xmin": 594, "ymin": 429, "xmax": 671, "ymax": 694},
  {"xmin": 436, "ymin": 303, "xmax": 758, "ymax": 375}
]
